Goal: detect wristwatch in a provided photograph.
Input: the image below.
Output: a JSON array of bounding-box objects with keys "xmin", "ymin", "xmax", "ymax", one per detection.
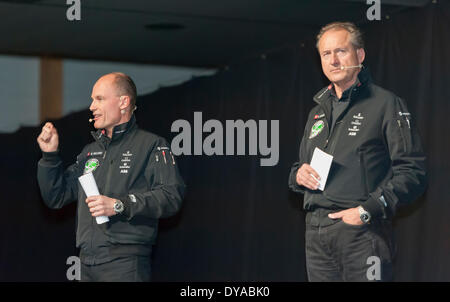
[
  {"xmin": 113, "ymin": 199, "xmax": 124, "ymax": 214},
  {"xmin": 358, "ymin": 205, "xmax": 371, "ymax": 224}
]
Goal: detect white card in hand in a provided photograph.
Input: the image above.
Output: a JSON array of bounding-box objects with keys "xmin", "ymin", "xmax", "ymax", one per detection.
[
  {"xmin": 78, "ymin": 172, "xmax": 109, "ymax": 224},
  {"xmin": 310, "ymin": 147, "xmax": 333, "ymax": 191}
]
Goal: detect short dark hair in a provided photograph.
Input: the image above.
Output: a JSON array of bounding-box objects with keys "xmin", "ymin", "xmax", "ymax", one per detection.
[
  {"xmin": 111, "ymin": 72, "xmax": 137, "ymax": 112},
  {"xmin": 316, "ymin": 21, "xmax": 364, "ymax": 50}
]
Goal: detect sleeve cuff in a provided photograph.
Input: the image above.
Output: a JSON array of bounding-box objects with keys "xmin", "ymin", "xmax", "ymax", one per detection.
[
  {"xmin": 119, "ymin": 195, "xmax": 132, "ymax": 220},
  {"xmin": 363, "ymin": 195, "xmax": 386, "ymax": 219},
  {"xmin": 41, "ymin": 151, "xmax": 61, "ymax": 164},
  {"xmin": 288, "ymin": 168, "xmax": 306, "ymax": 194}
]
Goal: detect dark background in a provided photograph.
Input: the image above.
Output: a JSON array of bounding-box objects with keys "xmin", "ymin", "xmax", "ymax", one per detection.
[{"xmin": 0, "ymin": 0, "xmax": 449, "ymax": 281}]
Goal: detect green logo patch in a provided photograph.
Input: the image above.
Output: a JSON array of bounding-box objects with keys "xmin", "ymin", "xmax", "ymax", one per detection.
[
  {"xmin": 84, "ymin": 158, "xmax": 99, "ymax": 174},
  {"xmin": 309, "ymin": 120, "xmax": 324, "ymax": 139}
]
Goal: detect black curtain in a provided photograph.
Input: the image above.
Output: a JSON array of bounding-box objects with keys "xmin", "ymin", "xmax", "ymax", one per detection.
[
  {"xmin": 360, "ymin": 2, "xmax": 450, "ymax": 280},
  {"xmin": 1, "ymin": 1, "xmax": 449, "ymax": 281}
]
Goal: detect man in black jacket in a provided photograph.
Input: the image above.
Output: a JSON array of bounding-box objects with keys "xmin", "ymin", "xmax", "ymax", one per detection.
[
  {"xmin": 288, "ymin": 22, "xmax": 427, "ymax": 281},
  {"xmin": 37, "ymin": 72, "xmax": 185, "ymax": 281}
]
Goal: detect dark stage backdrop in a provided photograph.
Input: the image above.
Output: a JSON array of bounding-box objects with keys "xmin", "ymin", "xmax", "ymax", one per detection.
[{"xmin": 0, "ymin": 2, "xmax": 449, "ymax": 281}]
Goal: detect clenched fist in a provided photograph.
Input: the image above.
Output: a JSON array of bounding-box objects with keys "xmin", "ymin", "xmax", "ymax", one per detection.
[{"xmin": 37, "ymin": 122, "xmax": 59, "ymax": 152}]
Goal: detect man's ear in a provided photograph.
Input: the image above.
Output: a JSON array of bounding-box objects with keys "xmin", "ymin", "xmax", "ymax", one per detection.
[
  {"xmin": 357, "ymin": 48, "xmax": 365, "ymax": 64},
  {"xmin": 119, "ymin": 96, "xmax": 130, "ymax": 109}
]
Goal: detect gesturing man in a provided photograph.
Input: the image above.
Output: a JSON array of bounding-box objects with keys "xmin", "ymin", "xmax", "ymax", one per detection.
[
  {"xmin": 37, "ymin": 72, "xmax": 185, "ymax": 281},
  {"xmin": 288, "ymin": 22, "xmax": 427, "ymax": 281}
]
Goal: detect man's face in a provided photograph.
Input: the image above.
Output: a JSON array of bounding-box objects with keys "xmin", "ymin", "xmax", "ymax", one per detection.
[
  {"xmin": 89, "ymin": 75, "xmax": 123, "ymax": 134},
  {"xmin": 318, "ymin": 29, "xmax": 365, "ymax": 87}
]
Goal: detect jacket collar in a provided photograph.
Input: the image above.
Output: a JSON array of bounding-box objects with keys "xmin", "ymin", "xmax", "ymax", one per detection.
[
  {"xmin": 91, "ymin": 114, "xmax": 137, "ymax": 143},
  {"xmin": 313, "ymin": 66, "xmax": 372, "ymax": 105}
]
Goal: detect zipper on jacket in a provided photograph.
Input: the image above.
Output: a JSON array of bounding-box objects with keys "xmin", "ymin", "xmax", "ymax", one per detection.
[
  {"xmin": 102, "ymin": 136, "xmax": 129, "ymax": 197},
  {"xmin": 323, "ymin": 120, "xmax": 343, "ymax": 150},
  {"xmin": 323, "ymin": 129, "xmax": 331, "ymax": 149},
  {"xmin": 103, "ymin": 158, "xmax": 114, "ymax": 195},
  {"xmin": 89, "ymin": 142, "xmax": 107, "ymax": 260},
  {"xmin": 320, "ymin": 99, "xmax": 348, "ymax": 150},
  {"xmin": 90, "ymin": 197, "xmax": 94, "ymax": 259}
]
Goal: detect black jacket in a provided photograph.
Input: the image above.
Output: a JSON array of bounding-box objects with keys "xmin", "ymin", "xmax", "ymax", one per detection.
[
  {"xmin": 38, "ymin": 115, "xmax": 185, "ymax": 264},
  {"xmin": 288, "ymin": 68, "xmax": 427, "ymax": 219}
]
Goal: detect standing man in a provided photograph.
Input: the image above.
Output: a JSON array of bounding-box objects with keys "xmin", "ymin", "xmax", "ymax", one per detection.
[
  {"xmin": 288, "ymin": 22, "xmax": 427, "ymax": 281},
  {"xmin": 37, "ymin": 72, "xmax": 185, "ymax": 282}
]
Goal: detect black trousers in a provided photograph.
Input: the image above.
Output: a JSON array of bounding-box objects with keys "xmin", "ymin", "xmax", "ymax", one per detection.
[
  {"xmin": 80, "ymin": 255, "xmax": 151, "ymax": 282},
  {"xmin": 305, "ymin": 213, "xmax": 395, "ymax": 282}
]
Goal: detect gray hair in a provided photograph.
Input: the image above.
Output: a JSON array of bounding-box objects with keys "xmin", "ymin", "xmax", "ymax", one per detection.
[{"xmin": 316, "ymin": 21, "xmax": 364, "ymax": 50}]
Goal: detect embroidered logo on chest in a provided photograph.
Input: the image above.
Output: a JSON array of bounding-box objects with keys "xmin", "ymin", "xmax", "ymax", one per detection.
[
  {"xmin": 348, "ymin": 112, "xmax": 364, "ymax": 136},
  {"xmin": 84, "ymin": 158, "xmax": 99, "ymax": 174},
  {"xmin": 309, "ymin": 120, "xmax": 325, "ymax": 139},
  {"xmin": 119, "ymin": 150, "xmax": 133, "ymax": 174}
]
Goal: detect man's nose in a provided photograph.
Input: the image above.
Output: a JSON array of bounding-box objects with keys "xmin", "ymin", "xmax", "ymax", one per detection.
[
  {"xmin": 89, "ymin": 100, "xmax": 96, "ymax": 111},
  {"xmin": 331, "ymin": 53, "xmax": 339, "ymax": 65}
]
